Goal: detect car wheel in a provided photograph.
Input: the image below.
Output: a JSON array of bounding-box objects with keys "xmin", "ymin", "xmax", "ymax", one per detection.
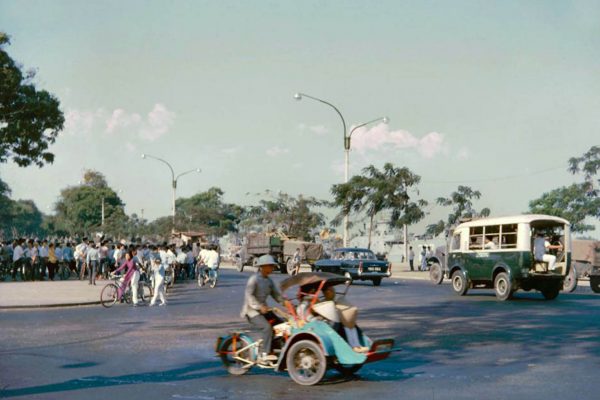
[
  {"xmin": 590, "ymin": 276, "xmax": 600, "ymax": 294},
  {"xmin": 286, "ymin": 340, "xmax": 327, "ymax": 386},
  {"xmin": 372, "ymin": 277, "xmax": 382, "ymax": 286},
  {"xmin": 429, "ymin": 263, "xmax": 444, "ymax": 285},
  {"xmin": 451, "ymin": 270, "xmax": 468, "ymax": 296},
  {"xmin": 494, "ymin": 272, "xmax": 513, "ymax": 301},
  {"xmin": 563, "ymin": 267, "xmax": 577, "ymax": 293}
]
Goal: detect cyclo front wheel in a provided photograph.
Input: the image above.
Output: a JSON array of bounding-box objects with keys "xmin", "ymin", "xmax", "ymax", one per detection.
[
  {"xmin": 100, "ymin": 283, "xmax": 119, "ymax": 308},
  {"xmin": 219, "ymin": 335, "xmax": 255, "ymax": 375}
]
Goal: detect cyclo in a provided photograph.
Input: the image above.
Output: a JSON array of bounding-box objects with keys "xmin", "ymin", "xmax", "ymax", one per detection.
[{"xmin": 215, "ymin": 272, "xmax": 398, "ymax": 386}]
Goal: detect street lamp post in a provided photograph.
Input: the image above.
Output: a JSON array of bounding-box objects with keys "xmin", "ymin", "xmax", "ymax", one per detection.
[
  {"xmin": 294, "ymin": 92, "xmax": 388, "ymax": 247},
  {"xmin": 141, "ymin": 154, "xmax": 201, "ymax": 228}
]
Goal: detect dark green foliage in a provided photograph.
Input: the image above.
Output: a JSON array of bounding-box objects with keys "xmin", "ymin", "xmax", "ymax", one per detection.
[
  {"xmin": 426, "ymin": 186, "xmax": 490, "ymax": 237},
  {"xmin": 0, "ymin": 33, "xmax": 64, "ymax": 167},
  {"xmin": 331, "ymin": 163, "xmax": 427, "ymax": 249},
  {"xmin": 239, "ymin": 191, "xmax": 325, "ymax": 241}
]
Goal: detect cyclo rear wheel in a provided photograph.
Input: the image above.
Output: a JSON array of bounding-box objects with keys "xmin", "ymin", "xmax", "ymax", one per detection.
[{"xmin": 219, "ymin": 335, "xmax": 255, "ymax": 375}]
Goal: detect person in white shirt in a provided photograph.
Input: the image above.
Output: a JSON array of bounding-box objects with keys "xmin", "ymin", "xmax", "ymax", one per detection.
[
  {"xmin": 74, "ymin": 238, "xmax": 88, "ymax": 280},
  {"xmin": 149, "ymin": 246, "xmax": 167, "ymax": 306},
  {"xmin": 39, "ymin": 240, "xmax": 49, "ymax": 280},
  {"xmin": 85, "ymin": 242, "xmax": 99, "ymax": 285},
  {"xmin": 204, "ymin": 245, "xmax": 220, "ymax": 282},
  {"xmin": 11, "ymin": 239, "xmax": 25, "ymax": 281},
  {"xmin": 533, "ymin": 232, "xmax": 562, "ymax": 271},
  {"xmin": 196, "ymin": 246, "xmax": 211, "ymax": 286}
]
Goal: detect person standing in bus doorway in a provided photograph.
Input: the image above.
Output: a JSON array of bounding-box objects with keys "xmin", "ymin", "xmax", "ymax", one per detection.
[
  {"xmin": 533, "ymin": 232, "xmax": 562, "ymax": 271},
  {"xmin": 408, "ymin": 246, "xmax": 415, "ymax": 271}
]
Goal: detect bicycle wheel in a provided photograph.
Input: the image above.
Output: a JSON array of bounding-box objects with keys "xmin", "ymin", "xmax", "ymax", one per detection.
[
  {"xmin": 139, "ymin": 282, "xmax": 153, "ymax": 302},
  {"xmin": 198, "ymin": 270, "xmax": 206, "ymax": 287},
  {"xmin": 100, "ymin": 283, "xmax": 119, "ymax": 308},
  {"xmin": 209, "ymin": 269, "xmax": 218, "ymax": 288}
]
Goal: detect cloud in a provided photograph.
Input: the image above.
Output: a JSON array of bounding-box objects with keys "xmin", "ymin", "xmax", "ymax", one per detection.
[
  {"xmin": 266, "ymin": 146, "xmax": 290, "ymax": 157},
  {"xmin": 297, "ymin": 123, "xmax": 329, "ymax": 136},
  {"xmin": 63, "ymin": 103, "xmax": 175, "ymax": 142},
  {"xmin": 105, "ymin": 109, "xmax": 142, "ymax": 134},
  {"xmin": 63, "ymin": 108, "xmax": 105, "ymax": 136},
  {"xmin": 139, "ymin": 103, "xmax": 175, "ymax": 141},
  {"xmin": 351, "ymin": 123, "xmax": 446, "ymax": 159}
]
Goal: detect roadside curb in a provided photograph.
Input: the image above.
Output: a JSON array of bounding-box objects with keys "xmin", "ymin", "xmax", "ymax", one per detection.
[{"xmin": 0, "ymin": 301, "xmax": 102, "ymax": 310}]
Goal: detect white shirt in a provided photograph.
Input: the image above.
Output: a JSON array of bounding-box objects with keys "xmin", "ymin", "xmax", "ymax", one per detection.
[
  {"xmin": 204, "ymin": 250, "xmax": 219, "ymax": 269},
  {"xmin": 13, "ymin": 245, "xmax": 24, "ymax": 262},
  {"xmin": 39, "ymin": 246, "xmax": 49, "ymax": 258}
]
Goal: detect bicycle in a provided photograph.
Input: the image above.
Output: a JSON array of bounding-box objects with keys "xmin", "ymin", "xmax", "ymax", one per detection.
[
  {"xmin": 100, "ymin": 275, "xmax": 152, "ymax": 308},
  {"xmin": 56, "ymin": 261, "xmax": 74, "ymax": 280},
  {"xmin": 197, "ymin": 264, "xmax": 218, "ymax": 288}
]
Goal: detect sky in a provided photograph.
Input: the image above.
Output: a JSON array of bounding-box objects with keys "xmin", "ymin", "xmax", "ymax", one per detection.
[{"xmin": 1, "ymin": 0, "xmax": 599, "ymax": 237}]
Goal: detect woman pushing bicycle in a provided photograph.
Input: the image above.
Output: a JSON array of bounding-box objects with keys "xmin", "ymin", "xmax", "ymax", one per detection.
[{"xmin": 111, "ymin": 250, "xmax": 140, "ymax": 307}]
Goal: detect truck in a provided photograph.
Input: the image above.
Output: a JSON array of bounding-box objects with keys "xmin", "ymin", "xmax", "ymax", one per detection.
[
  {"xmin": 563, "ymin": 239, "xmax": 600, "ymax": 293},
  {"xmin": 236, "ymin": 232, "xmax": 324, "ymax": 274}
]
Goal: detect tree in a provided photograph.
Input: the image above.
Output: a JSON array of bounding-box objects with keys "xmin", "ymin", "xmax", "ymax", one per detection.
[
  {"xmin": 426, "ymin": 185, "xmax": 491, "ymax": 237},
  {"xmin": 0, "ymin": 33, "xmax": 64, "ymax": 167},
  {"xmin": 528, "ymin": 183, "xmax": 598, "ymax": 233},
  {"xmin": 527, "ymin": 146, "xmax": 600, "ymax": 233},
  {"xmin": 239, "ymin": 191, "xmax": 326, "ymax": 241},
  {"xmin": 175, "ymin": 187, "xmax": 246, "ymax": 237},
  {"xmin": 53, "ymin": 170, "xmax": 126, "ymax": 236},
  {"xmin": 9, "ymin": 199, "xmax": 43, "ymax": 236},
  {"xmin": 331, "ymin": 163, "xmax": 427, "ymax": 249},
  {"xmin": 569, "ymin": 145, "xmax": 600, "ymax": 194}
]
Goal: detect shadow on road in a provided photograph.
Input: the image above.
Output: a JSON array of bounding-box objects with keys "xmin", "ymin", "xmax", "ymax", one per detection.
[{"xmin": 0, "ymin": 361, "xmax": 224, "ymax": 398}]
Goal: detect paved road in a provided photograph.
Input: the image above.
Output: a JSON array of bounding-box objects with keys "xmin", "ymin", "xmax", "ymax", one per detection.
[{"xmin": 1, "ymin": 269, "xmax": 599, "ymax": 400}]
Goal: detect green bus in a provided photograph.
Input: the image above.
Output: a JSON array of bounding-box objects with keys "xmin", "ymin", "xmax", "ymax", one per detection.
[{"xmin": 440, "ymin": 214, "xmax": 571, "ymax": 301}]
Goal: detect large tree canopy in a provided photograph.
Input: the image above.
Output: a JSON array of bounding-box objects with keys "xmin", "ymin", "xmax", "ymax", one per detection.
[
  {"xmin": 240, "ymin": 190, "xmax": 325, "ymax": 241},
  {"xmin": 0, "ymin": 33, "xmax": 64, "ymax": 167},
  {"xmin": 53, "ymin": 170, "xmax": 126, "ymax": 236},
  {"xmin": 528, "ymin": 145, "xmax": 600, "ymax": 233},
  {"xmin": 174, "ymin": 187, "xmax": 246, "ymax": 237},
  {"xmin": 331, "ymin": 163, "xmax": 427, "ymax": 249}
]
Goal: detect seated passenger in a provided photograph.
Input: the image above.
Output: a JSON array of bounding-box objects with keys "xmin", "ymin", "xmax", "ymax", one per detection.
[
  {"xmin": 484, "ymin": 236, "xmax": 497, "ymax": 250},
  {"xmin": 321, "ymin": 285, "xmax": 368, "ymax": 353}
]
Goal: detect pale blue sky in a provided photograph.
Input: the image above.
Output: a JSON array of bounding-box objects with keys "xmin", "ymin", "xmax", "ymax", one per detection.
[{"xmin": 1, "ymin": 1, "xmax": 599, "ymax": 236}]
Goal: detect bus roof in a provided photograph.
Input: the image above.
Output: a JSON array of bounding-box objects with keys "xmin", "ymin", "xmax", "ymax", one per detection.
[{"xmin": 455, "ymin": 214, "xmax": 570, "ymax": 229}]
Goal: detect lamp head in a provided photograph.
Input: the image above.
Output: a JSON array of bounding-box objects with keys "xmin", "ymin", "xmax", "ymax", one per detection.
[
  {"xmin": 293, "ymin": 93, "xmax": 302, "ymax": 101},
  {"xmin": 141, "ymin": 154, "xmax": 146, "ymax": 159},
  {"xmin": 196, "ymin": 168, "xmax": 201, "ymax": 173},
  {"xmin": 382, "ymin": 117, "xmax": 390, "ymax": 124}
]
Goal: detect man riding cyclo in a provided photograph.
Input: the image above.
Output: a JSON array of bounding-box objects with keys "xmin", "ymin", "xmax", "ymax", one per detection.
[{"xmin": 240, "ymin": 254, "xmax": 291, "ymax": 365}]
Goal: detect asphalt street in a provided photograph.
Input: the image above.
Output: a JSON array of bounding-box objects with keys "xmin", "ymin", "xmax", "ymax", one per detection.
[{"xmin": 1, "ymin": 269, "xmax": 599, "ymax": 400}]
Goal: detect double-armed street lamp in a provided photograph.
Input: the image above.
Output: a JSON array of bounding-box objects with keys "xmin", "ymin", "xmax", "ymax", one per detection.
[
  {"xmin": 293, "ymin": 92, "xmax": 388, "ymax": 246},
  {"xmin": 141, "ymin": 153, "xmax": 201, "ymax": 227}
]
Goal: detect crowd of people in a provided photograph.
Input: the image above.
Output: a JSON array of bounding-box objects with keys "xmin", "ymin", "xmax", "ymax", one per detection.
[{"xmin": 0, "ymin": 237, "xmax": 221, "ymax": 306}]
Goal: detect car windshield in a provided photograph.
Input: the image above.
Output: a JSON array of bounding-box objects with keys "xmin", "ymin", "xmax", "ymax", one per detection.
[{"xmin": 333, "ymin": 250, "xmax": 376, "ymax": 260}]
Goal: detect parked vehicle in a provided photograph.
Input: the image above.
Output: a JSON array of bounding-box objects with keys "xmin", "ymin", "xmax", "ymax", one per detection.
[
  {"xmin": 214, "ymin": 272, "xmax": 397, "ymax": 386},
  {"xmin": 562, "ymin": 239, "xmax": 600, "ymax": 293},
  {"xmin": 313, "ymin": 247, "xmax": 391, "ymax": 286},
  {"xmin": 429, "ymin": 214, "xmax": 571, "ymax": 301},
  {"xmin": 236, "ymin": 232, "xmax": 323, "ymax": 274}
]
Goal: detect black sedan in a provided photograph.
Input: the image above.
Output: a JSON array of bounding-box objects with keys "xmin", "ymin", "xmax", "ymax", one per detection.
[{"xmin": 313, "ymin": 247, "xmax": 391, "ymax": 286}]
